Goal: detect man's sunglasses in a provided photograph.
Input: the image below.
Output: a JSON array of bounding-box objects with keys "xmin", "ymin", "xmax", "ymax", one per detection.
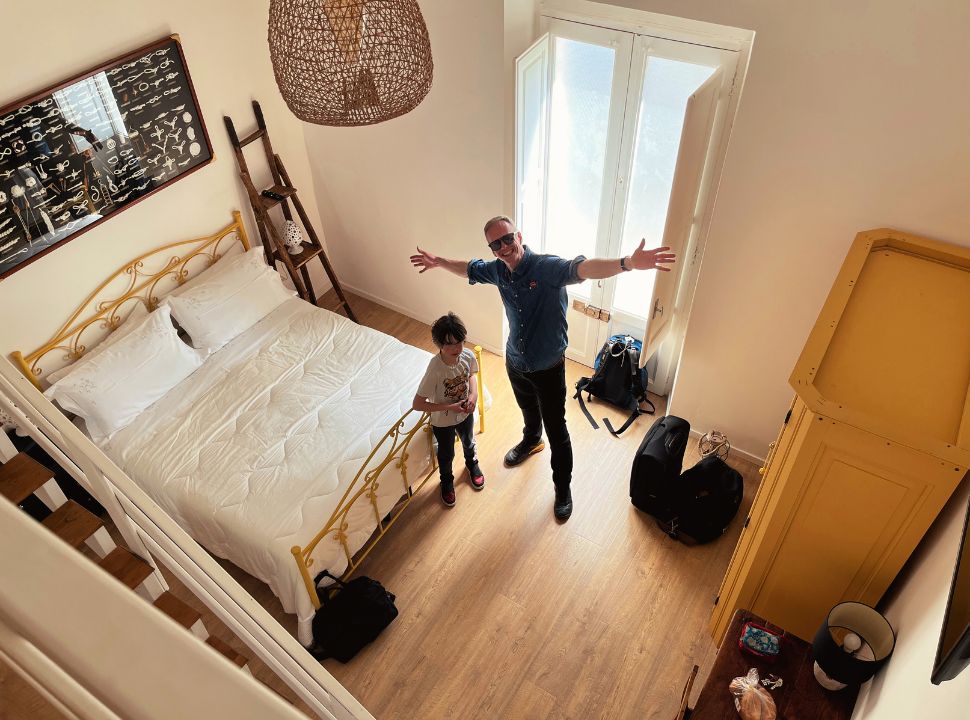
[{"xmin": 487, "ymin": 233, "xmax": 516, "ymax": 252}]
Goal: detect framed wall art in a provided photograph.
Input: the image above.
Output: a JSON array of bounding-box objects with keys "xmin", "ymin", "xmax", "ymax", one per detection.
[{"xmin": 0, "ymin": 35, "xmax": 213, "ymax": 279}]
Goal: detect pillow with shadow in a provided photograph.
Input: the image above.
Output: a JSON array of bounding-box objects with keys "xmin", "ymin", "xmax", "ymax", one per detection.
[{"xmin": 44, "ymin": 304, "xmax": 206, "ymax": 441}]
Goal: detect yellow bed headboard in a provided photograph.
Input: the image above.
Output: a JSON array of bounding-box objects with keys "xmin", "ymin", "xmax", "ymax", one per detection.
[{"xmin": 12, "ymin": 212, "xmax": 251, "ymax": 390}]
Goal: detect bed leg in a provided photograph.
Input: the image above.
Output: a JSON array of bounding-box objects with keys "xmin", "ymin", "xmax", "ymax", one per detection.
[
  {"xmin": 297, "ymin": 616, "xmax": 314, "ymax": 647},
  {"xmin": 474, "ymin": 345, "xmax": 485, "ymax": 434},
  {"xmin": 292, "ymin": 545, "xmax": 321, "ymax": 611}
]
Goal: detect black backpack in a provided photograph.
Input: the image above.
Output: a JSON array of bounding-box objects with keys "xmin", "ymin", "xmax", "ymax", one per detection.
[
  {"xmin": 630, "ymin": 415, "xmax": 691, "ymax": 519},
  {"xmin": 575, "ymin": 335, "xmax": 655, "ymax": 436},
  {"xmin": 656, "ymin": 455, "xmax": 744, "ymax": 544},
  {"xmin": 309, "ymin": 571, "xmax": 398, "ymax": 662}
]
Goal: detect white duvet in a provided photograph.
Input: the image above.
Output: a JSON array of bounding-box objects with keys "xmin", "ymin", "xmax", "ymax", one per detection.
[{"xmin": 98, "ymin": 299, "xmax": 433, "ymax": 629}]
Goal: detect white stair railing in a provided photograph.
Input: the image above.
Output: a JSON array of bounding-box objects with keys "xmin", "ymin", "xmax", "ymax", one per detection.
[
  {"xmin": 0, "ymin": 357, "xmax": 373, "ymax": 720},
  {"xmin": 0, "ymin": 384, "xmax": 169, "ymax": 601},
  {"xmin": 0, "ymin": 495, "xmax": 306, "ymax": 720}
]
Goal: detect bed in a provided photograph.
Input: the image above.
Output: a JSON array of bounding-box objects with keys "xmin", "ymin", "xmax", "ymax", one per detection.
[{"xmin": 12, "ymin": 213, "xmax": 484, "ymax": 644}]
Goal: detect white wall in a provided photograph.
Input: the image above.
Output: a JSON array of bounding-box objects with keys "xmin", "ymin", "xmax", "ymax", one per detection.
[
  {"xmin": 851, "ymin": 478, "xmax": 970, "ymax": 719},
  {"xmin": 0, "ymin": 0, "xmax": 328, "ymax": 357},
  {"xmin": 597, "ymin": 0, "xmax": 970, "ymax": 455},
  {"xmin": 306, "ymin": 0, "xmax": 970, "ymax": 456},
  {"xmin": 503, "ymin": 0, "xmax": 538, "ymax": 215},
  {"xmin": 302, "ymin": 0, "xmax": 507, "ymax": 352}
]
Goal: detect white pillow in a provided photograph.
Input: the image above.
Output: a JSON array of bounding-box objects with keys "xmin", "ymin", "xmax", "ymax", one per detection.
[
  {"xmin": 167, "ymin": 242, "xmax": 253, "ymax": 299},
  {"xmin": 47, "ymin": 243, "xmax": 251, "ymax": 384},
  {"xmin": 45, "ymin": 305, "xmax": 206, "ymax": 441},
  {"xmin": 45, "ymin": 302, "xmax": 150, "ymax": 386},
  {"xmin": 165, "ymin": 249, "xmax": 295, "ymax": 352}
]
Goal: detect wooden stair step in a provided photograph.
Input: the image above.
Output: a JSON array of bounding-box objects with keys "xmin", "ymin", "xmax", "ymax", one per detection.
[
  {"xmin": 205, "ymin": 636, "xmax": 249, "ymax": 668},
  {"xmin": 0, "ymin": 453, "xmax": 54, "ymax": 504},
  {"xmin": 153, "ymin": 591, "xmax": 202, "ymax": 629},
  {"xmin": 41, "ymin": 500, "xmax": 103, "ymax": 548},
  {"xmin": 98, "ymin": 547, "xmax": 154, "ymax": 589}
]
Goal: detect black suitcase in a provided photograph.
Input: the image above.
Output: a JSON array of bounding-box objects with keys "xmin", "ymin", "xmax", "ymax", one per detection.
[
  {"xmin": 656, "ymin": 455, "xmax": 744, "ymax": 544},
  {"xmin": 629, "ymin": 415, "xmax": 691, "ymax": 520}
]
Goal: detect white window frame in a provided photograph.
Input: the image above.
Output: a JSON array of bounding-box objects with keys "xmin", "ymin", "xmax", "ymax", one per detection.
[{"xmin": 533, "ymin": 0, "xmax": 754, "ymax": 397}]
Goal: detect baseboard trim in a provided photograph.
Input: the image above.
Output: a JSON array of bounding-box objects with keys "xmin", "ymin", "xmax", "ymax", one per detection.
[
  {"xmin": 688, "ymin": 429, "xmax": 765, "ymax": 466},
  {"xmin": 338, "ymin": 282, "xmax": 506, "ymax": 357}
]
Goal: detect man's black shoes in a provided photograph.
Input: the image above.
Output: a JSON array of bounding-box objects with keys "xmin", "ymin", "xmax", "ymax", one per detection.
[
  {"xmin": 554, "ymin": 485, "xmax": 572, "ymax": 521},
  {"xmin": 503, "ymin": 440, "xmax": 545, "ymax": 467}
]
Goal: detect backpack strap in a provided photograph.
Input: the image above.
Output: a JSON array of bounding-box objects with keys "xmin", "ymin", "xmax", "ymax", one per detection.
[
  {"xmin": 313, "ymin": 570, "xmax": 347, "ymax": 605},
  {"xmin": 313, "ymin": 569, "xmax": 346, "ymax": 587},
  {"xmin": 573, "ymin": 378, "xmax": 599, "ymax": 429},
  {"xmin": 604, "ymin": 407, "xmax": 640, "ymax": 437},
  {"xmin": 628, "ymin": 346, "xmax": 657, "ymax": 415},
  {"xmin": 626, "ymin": 346, "xmax": 638, "ymax": 389}
]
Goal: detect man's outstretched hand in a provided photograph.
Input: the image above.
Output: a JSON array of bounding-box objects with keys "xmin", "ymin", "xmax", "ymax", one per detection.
[
  {"xmin": 630, "ymin": 240, "xmax": 677, "ymax": 272},
  {"xmin": 410, "ymin": 247, "xmax": 441, "ymax": 274}
]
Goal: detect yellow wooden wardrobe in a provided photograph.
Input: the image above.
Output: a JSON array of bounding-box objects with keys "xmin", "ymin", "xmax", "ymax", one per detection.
[{"xmin": 711, "ymin": 228, "xmax": 970, "ymax": 642}]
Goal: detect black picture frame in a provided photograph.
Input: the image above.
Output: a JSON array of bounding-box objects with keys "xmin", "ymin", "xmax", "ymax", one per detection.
[
  {"xmin": 0, "ymin": 35, "xmax": 213, "ymax": 280},
  {"xmin": 932, "ymin": 493, "xmax": 970, "ymax": 684}
]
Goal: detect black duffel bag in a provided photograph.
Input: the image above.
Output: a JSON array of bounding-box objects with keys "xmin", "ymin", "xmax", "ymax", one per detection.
[
  {"xmin": 308, "ymin": 571, "xmax": 398, "ymax": 663},
  {"xmin": 657, "ymin": 455, "xmax": 744, "ymax": 544},
  {"xmin": 630, "ymin": 415, "xmax": 691, "ymax": 520}
]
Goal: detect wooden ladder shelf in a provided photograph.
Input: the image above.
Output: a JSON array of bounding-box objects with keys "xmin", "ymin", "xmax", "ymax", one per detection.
[{"xmin": 223, "ymin": 101, "xmax": 357, "ymax": 322}]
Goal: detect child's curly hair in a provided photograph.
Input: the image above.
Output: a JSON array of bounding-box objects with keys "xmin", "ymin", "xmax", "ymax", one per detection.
[{"xmin": 431, "ymin": 312, "xmax": 467, "ymax": 347}]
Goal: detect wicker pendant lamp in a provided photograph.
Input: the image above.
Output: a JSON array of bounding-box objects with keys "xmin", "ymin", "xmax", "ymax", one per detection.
[{"xmin": 268, "ymin": 0, "xmax": 433, "ymax": 126}]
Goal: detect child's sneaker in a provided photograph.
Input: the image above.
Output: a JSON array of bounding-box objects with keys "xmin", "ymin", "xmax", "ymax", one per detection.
[
  {"xmin": 468, "ymin": 464, "xmax": 485, "ymax": 491},
  {"xmin": 440, "ymin": 482, "xmax": 456, "ymax": 507}
]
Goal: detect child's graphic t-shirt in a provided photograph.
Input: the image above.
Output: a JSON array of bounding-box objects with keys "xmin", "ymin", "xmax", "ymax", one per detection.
[{"xmin": 416, "ymin": 348, "xmax": 479, "ymax": 427}]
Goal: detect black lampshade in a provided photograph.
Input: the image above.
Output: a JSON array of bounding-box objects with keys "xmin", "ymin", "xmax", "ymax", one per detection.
[{"xmin": 812, "ymin": 602, "xmax": 896, "ymax": 686}]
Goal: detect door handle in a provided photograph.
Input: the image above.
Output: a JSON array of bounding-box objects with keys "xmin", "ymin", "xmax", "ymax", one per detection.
[{"xmin": 653, "ymin": 298, "xmax": 664, "ymax": 318}]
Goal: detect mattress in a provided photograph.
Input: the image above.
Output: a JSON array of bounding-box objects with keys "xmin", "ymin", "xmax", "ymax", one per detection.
[{"xmin": 98, "ymin": 298, "xmax": 434, "ymax": 626}]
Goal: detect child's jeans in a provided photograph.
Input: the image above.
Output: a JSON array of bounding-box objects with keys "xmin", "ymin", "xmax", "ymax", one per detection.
[{"xmin": 432, "ymin": 414, "xmax": 479, "ymax": 485}]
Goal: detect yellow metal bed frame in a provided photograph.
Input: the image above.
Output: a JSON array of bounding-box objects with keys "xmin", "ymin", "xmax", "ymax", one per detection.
[
  {"xmin": 12, "ymin": 211, "xmax": 251, "ymax": 388},
  {"xmin": 291, "ymin": 338, "xmax": 485, "ymax": 610},
  {"xmin": 11, "ymin": 212, "xmax": 487, "ymax": 612}
]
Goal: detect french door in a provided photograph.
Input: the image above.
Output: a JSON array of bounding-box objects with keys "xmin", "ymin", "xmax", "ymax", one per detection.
[{"xmin": 516, "ymin": 18, "xmax": 737, "ymax": 393}]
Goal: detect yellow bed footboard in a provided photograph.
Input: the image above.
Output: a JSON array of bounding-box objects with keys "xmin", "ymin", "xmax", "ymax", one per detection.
[
  {"xmin": 291, "ymin": 347, "xmax": 488, "ymax": 611},
  {"xmin": 291, "ymin": 408, "xmax": 437, "ymax": 610}
]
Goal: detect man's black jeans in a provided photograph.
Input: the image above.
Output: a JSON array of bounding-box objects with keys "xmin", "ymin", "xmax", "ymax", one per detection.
[
  {"xmin": 506, "ymin": 358, "xmax": 572, "ymax": 488},
  {"xmin": 432, "ymin": 413, "xmax": 479, "ymax": 486}
]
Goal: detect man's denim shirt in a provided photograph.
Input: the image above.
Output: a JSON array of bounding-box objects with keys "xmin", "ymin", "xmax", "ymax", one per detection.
[{"xmin": 467, "ymin": 246, "xmax": 585, "ymax": 373}]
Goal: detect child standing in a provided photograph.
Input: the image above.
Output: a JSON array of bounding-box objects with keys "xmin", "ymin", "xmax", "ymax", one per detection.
[{"xmin": 413, "ymin": 313, "xmax": 484, "ymax": 507}]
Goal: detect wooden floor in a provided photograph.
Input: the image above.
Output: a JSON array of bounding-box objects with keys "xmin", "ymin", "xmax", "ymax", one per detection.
[
  {"xmin": 0, "ymin": 660, "xmax": 61, "ymax": 720},
  {"xmin": 0, "ymin": 291, "xmax": 761, "ymax": 720},
  {"xmin": 311, "ymin": 291, "xmax": 761, "ymax": 720}
]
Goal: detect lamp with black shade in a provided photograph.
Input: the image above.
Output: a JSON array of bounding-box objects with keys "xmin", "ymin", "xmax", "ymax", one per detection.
[{"xmin": 812, "ymin": 601, "xmax": 896, "ymax": 691}]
